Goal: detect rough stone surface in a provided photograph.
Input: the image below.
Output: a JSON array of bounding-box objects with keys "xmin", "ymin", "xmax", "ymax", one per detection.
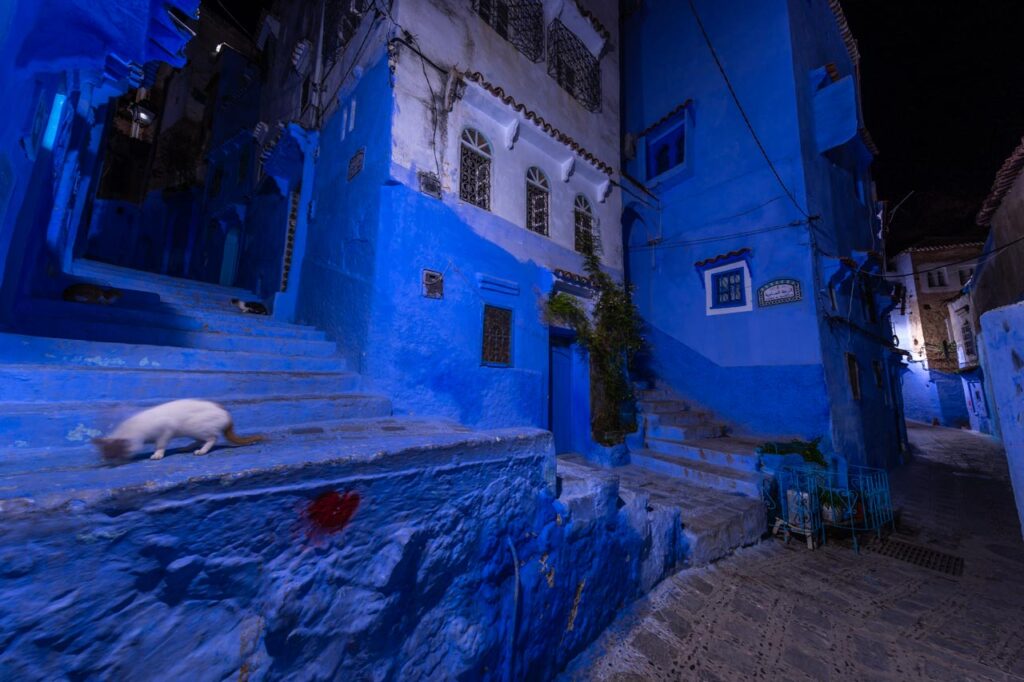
[{"xmin": 562, "ymin": 423, "xmax": 1024, "ymax": 681}]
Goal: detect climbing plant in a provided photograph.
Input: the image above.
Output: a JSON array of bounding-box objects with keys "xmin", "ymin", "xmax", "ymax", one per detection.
[{"xmin": 545, "ymin": 230, "xmax": 644, "ymax": 445}]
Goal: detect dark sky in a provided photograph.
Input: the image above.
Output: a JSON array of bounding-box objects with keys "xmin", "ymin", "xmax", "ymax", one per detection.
[{"xmin": 841, "ymin": 1, "xmax": 1024, "ymax": 248}]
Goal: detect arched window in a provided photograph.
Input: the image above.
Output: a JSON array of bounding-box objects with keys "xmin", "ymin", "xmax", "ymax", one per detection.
[
  {"xmin": 525, "ymin": 166, "xmax": 550, "ymax": 235},
  {"xmin": 460, "ymin": 128, "xmax": 492, "ymax": 210},
  {"xmin": 574, "ymin": 194, "xmax": 597, "ymax": 253}
]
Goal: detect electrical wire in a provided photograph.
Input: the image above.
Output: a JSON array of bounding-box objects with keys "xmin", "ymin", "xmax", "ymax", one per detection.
[
  {"xmin": 629, "ymin": 219, "xmax": 809, "ymax": 251},
  {"xmin": 686, "ymin": 0, "xmax": 809, "ymax": 220}
]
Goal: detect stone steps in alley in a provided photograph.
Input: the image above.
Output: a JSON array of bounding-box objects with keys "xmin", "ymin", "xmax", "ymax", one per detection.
[
  {"xmin": 0, "ymin": 261, "xmax": 398, "ymax": 481},
  {"xmin": 632, "ymin": 386, "xmax": 767, "ymax": 498},
  {"xmin": 559, "ymin": 455, "xmax": 764, "ymax": 567}
]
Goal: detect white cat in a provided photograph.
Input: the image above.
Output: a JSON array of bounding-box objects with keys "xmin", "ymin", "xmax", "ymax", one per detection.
[{"xmin": 92, "ymin": 399, "xmax": 263, "ymax": 461}]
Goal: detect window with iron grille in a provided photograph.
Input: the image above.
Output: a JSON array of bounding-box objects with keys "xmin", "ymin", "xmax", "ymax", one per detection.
[
  {"xmin": 474, "ymin": 0, "xmax": 544, "ymax": 62},
  {"xmin": 482, "ymin": 305, "xmax": 512, "ymax": 366},
  {"xmin": 574, "ymin": 194, "xmax": 597, "ymax": 253},
  {"xmin": 711, "ymin": 267, "xmax": 745, "ymax": 309},
  {"xmin": 525, "ymin": 166, "xmax": 549, "ymax": 235},
  {"xmin": 547, "ymin": 20, "xmax": 601, "ymax": 112},
  {"xmin": 459, "ymin": 128, "xmax": 491, "ymax": 210},
  {"xmin": 961, "ymin": 320, "xmax": 976, "ymax": 357}
]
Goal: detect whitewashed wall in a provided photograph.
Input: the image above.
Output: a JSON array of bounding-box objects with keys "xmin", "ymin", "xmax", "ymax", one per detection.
[{"xmin": 389, "ymin": 0, "xmax": 623, "ymax": 273}]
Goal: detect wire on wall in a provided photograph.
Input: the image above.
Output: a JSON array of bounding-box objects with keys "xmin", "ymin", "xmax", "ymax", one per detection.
[{"xmin": 686, "ymin": 0, "xmax": 809, "ymax": 220}]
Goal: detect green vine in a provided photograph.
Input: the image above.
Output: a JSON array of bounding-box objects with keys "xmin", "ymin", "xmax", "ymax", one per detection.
[
  {"xmin": 758, "ymin": 437, "xmax": 827, "ymax": 467},
  {"xmin": 545, "ymin": 231, "xmax": 644, "ymax": 445}
]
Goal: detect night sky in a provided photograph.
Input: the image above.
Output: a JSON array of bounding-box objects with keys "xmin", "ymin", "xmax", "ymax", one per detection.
[
  {"xmin": 841, "ymin": 1, "xmax": 1024, "ymax": 250},
  {"xmin": 206, "ymin": 1, "xmax": 1024, "ymax": 251}
]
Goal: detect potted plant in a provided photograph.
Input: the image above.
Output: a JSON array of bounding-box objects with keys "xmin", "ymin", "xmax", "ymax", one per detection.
[{"xmin": 819, "ymin": 488, "xmax": 849, "ymax": 524}]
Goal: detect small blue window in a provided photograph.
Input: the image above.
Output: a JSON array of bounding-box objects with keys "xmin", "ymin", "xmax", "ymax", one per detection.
[
  {"xmin": 711, "ymin": 267, "xmax": 745, "ymax": 309},
  {"xmin": 645, "ymin": 116, "xmax": 686, "ymax": 180}
]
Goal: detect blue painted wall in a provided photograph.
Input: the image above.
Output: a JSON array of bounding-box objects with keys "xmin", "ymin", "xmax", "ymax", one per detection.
[
  {"xmin": 900, "ymin": 361, "xmax": 971, "ymax": 428},
  {"xmin": 621, "ymin": 0, "xmax": 903, "ymax": 467},
  {"xmin": 979, "ymin": 301, "xmax": 1024, "ymax": 539}
]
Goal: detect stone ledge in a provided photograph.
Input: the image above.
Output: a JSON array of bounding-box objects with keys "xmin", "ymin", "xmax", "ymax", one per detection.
[{"xmin": 0, "ymin": 418, "xmax": 553, "ymax": 517}]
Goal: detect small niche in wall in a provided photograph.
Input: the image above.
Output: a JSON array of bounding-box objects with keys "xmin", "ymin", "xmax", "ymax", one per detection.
[
  {"xmin": 418, "ymin": 170, "xmax": 441, "ymax": 199},
  {"xmin": 347, "ymin": 147, "xmax": 365, "ymax": 181},
  {"xmin": 422, "ymin": 269, "xmax": 444, "ymax": 299}
]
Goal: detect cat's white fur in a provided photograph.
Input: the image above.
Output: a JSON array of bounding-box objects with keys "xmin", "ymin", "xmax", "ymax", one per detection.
[{"xmin": 94, "ymin": 399, "xmax": 258, "ymax": 460}]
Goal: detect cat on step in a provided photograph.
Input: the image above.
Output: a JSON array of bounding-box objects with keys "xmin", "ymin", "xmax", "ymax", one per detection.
[
  {"xmin": 230, "ymin": 298, "xmax": 269, "ymax": 315},
  {"xmin": 63, "ymin": 283, "xmax": 122, "ymax": 305},
  {"xmin": 92, "ymin": 399, "xmax": 263, "ymax": 461}
]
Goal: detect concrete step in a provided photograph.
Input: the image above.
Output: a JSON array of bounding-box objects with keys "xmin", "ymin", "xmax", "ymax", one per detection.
[
  {"xmin": 646, "ymin": 411, "xmax": 717, "ymax": 429},
  {"xmin": 71, "ymin": 260, "xmax": 256, "ymax": 300},
  {"xmin": 644, "ymin": 437, "xmax": 761, "ymax": 471},
  {"xmin": 20, "ymin": 299, "xmax": 328, "ymax": 341},
  {"xmin": 0, "ymin": 365, "xmax": 360, "ymax": 402},
  {"xmin": 0, "ymin": 415, "xmax": 444, "ymax": 475},
  {"xmin": 0, "ymin": 393, "xmax": 393, "ymax": 450},
  {"xmin": 631, "ymin": 449, "xmax": 765, "ymax": 497},
  {"xmin": 636, "ymin": 388, "xmax": 680, "ymax": 402},
  {"xmin": 0, "ymin": 332, "xmax": 348, "ymax": 373},
  {"xmin": 646, "ymin": 418, "xmax": 724, "ymax": 442},
  {"xmin": 14, "ymin": 316, "xmax": 337, "ymax": 356}
]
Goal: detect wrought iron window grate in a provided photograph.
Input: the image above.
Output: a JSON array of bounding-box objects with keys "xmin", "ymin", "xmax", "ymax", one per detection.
[
  {"xmin": 474, "ymin": 0, "xmax": 544, "ymax": 62},
  {"xmin": 460, "ymin": 128, "xmax": 491, "ymax": 210},
  {"xmin": 574, "ymin": 194, "xmax": 599, "ymax": 254},
  {"xmin": 526, "ymin": 166, "xmax": 549, "ymax": 235},
  {"xmin": 482, "ymin": 305, "xmax": 512, "ymax": 365},
  {"xmin": 548, "ymin": 19, "xmax": 601, "ymax": 112}
]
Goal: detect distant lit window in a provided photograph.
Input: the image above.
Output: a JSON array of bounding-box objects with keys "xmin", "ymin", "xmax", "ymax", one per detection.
[
  {"xmin": 645, "ymin": 111, "xmax": 686, "ymax": 180},
  {"xmin": 846, "ymin": 353, "xmax": 861, "ymax": 400},
  {"xmin": 925, "ymin": 268, "xmax": 947, "ymax": 288},
  {"xmin": 574, "ymin": 194, "xmax": 596, "ymax": 253},
  {"xmin": 547, "ymin": 20, "xmax": 600, "ymax": 112},
  {"xmin": 482, "ymin": 304, "xmax": 512, "ymax": 366},
  {"xmin": 711, "ymin": 267, "xmax": 746, "ymax": 309},
  {"xmin": 525, "ymin": 166, "xmax": 549, "ymax": 235},
  {"xmin": 459, "ymin": 128, "xmax": 492, "ymax": 210},
  {"xmin": 475, "ymin": 0, "xmax": 543, "ymax": 62}
]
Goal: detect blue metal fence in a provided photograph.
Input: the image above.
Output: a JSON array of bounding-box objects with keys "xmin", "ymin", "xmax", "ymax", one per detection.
[{"xmin": 772, "ymin": 463, "xmax": 894, "ymax": 551}]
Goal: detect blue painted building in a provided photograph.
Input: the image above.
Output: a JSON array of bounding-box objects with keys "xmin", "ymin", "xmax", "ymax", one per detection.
[{"xmin": 620, "ymin": 0, "xmax": 905, "ymax": 469}]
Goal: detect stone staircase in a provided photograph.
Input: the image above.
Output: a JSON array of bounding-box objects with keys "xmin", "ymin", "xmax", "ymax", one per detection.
[
  {"xmin": 0, "ymin": 260, "xmax": 397, "ymax": 477},
  {"xmin": 630, "ymin": 385, "xmax": 767, "ymax": 498}
]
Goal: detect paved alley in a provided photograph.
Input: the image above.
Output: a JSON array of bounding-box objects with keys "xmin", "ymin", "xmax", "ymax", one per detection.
[{"xmin": 561, "ymin": 423, "xmax": 1024, "ymax": 681}]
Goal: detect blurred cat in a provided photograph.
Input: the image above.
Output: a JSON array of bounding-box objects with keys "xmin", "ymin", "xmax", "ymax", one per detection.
[
  {"xmin": 63, "ymin": 283, "xmax": 122, "ymax": 305},
  {"xmin": 93, "ymin": 399, "xmax": 263, "ymax": 461},
  {"xmin": 230, "ymin": 298, "xmax": 269, "ymax": 315}
]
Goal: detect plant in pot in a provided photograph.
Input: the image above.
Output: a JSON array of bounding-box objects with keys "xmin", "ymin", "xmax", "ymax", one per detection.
[{"xmin": 819, "ymin": 488, "xmax": 849, "ymax": 524}]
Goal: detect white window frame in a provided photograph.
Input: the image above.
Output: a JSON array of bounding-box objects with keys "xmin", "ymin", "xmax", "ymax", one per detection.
[{"xmin": 704, "ymin": 261, "xmax": 753, "ymax": 316}]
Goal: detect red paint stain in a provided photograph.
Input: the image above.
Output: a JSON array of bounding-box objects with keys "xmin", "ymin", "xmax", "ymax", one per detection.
[{"xmin": 306, "ymin": 490, "xmax": 360, "ymax": 534}]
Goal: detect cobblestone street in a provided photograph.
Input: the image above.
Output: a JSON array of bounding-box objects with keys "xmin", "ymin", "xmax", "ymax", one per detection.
[{"xmin": 562, "ymin": 422, "xmax": 1024, "ymax": 681}]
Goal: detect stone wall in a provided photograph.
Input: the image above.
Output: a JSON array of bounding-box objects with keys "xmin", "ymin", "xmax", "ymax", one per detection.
[{"xmin": 0, "ymin": 428, "xmax": 682, "ymax": 679}]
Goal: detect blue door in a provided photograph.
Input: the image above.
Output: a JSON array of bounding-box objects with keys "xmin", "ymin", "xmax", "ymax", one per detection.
[{"xmin": 550, "ymin": 335, "xmax": 574, "ymax": 454}]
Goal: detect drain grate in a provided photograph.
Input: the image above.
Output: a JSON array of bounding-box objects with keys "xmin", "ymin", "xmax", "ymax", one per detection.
[{"xmin": 867, "ymin": 537, "xmax": 964, "ymax": 576}]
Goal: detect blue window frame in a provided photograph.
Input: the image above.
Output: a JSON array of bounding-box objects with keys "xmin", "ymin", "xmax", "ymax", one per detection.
[
  {"xmin": 711, "ymin": 267, "xmax": 746, "ymax": 309},
  {"xmin": 645, "ymin": 116, "xmax": 686, "ymax": 180}
]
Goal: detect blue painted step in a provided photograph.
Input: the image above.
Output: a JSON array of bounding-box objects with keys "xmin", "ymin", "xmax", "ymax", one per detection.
[
  {"xmin": 0, "ymin": 365, "xmax": 360, "ymax": 402},
  {"xmin": 71, "ymin": 260, "xmax": 256, "ymax": 299},
  {"xmin": 631, "ymin": 450, "xmax": 764, "ymax": 497},
  {"xmin": 0, "ymin": 332, "xmax": 347, "ymax": 373},
  {"xmin": 643, "ymin": 437, "xmax": 760, "ymax": 471},
  {"xmin": 0, "ymin": 393, "xmax": 393, "ymax": 450},
  {"xmin": 13, "ymin": 316, "xmax": 337, "ymax": 356},
  {"xmin": 20, "ymin": 299, "xmax": 328, "ymax": 341}
]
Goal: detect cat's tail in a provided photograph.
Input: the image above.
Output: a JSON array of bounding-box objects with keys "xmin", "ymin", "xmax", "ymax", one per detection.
[{"xmin": 223, "ymin": 422, "xmax": 264, "ymax": 446}]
